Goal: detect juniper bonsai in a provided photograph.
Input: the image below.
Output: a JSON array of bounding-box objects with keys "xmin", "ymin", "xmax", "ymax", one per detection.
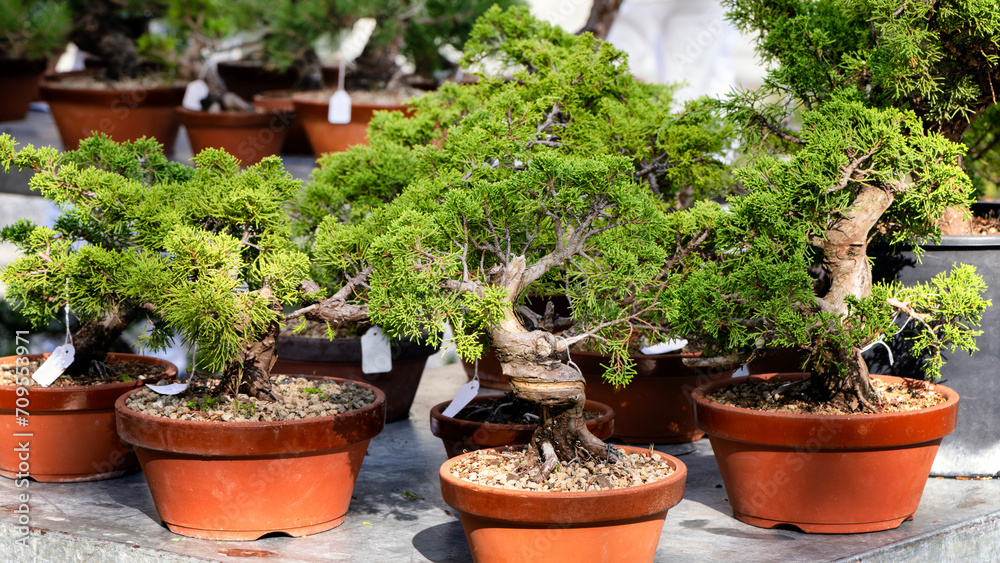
[
  {"xmin": 663, "ymin": 95, "xmax": 989, "ymax": 411},
  {"xmin": 0, "ymin": 0, "xmax": 71, "ymax": 61},
  {"xmin": 299, "ymin": 7, "xmax": 730, "ymax": 471},
  {"xmin": 0, "ymin": 135, "xmax": 365, "ymax": 393}
]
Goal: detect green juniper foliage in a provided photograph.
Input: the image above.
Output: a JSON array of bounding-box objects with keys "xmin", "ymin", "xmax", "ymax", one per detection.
[
  {"xmin": 664, "ymin": 96, "xmax": 989, "ymax": 406},
  {"xmin": 303, "ymin": 6, "xmax": 729, "ymax": 388},
  {"xmin": 0, "ymin": 134, "xmax": 310, "ymax": 386},
  {"xmin": 724, "ymin": 0, "xmax": 1000, "ymax": 201},
  {"xmin": 0, "ymin": 0, "xmax": 71, "ymax": 60}
]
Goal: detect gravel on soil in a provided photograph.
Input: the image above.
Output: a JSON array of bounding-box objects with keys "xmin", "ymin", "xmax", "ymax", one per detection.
[
  {"xmin": 449, "ymin": 446, "xmax": 674, "ymax": 492},
  {"xmin": 708, "ymin": 376, "xmax": 947, "ymax": 414},
  {"xmin": 127, "ymin": 374, "xmax": 376, "ymax": 422},
  {"xmin": 0, "ymin": 358, "xmax": 167, "ymax": 387}
]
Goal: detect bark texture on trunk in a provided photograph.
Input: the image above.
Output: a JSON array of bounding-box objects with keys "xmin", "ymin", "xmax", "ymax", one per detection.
[
  {"xmin": 66, "ymin": 307, "xmax": 139, "ymax": 376},
  {"xmin": 487, "ymin": 257, "xmax": 611, "ymax": 475},
  {"xmin": 580, "ymin": 0, "xmax": 624, "ymax": 40},
  {"xmin": 214, "ymin": 300, "xmax": 281, "ymax": 401},
  {"xmin": 812, "ymin": 183, "xmax": 894, "ymax": 410}
]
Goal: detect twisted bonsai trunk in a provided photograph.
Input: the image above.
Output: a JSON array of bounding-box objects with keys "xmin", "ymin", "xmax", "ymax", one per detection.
[{"xmin": 487, "ymin": 258, "xmax": 613, "ymax": 476}]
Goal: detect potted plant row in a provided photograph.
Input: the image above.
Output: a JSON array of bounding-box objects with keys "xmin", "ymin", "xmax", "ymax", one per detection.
[{"xmin": 0, "ymin": 0, "xmax": 70, "ymax": 122}]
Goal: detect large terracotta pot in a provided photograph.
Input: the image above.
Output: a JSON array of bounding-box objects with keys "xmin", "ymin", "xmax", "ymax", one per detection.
[
  {"xmin": 0, "ymin": 58, "xmax": 47, "ymax": 122},
  {"xmin": 430, "ymin": 396, "xmax": 615, "ymax": 458},
  {"xmin": 0, "ymin": 353, "xmax": 176, "ymax": 482},
  {"xmin": 271, "ymin": 334, "xmax": 436, "ymax": 422},
  {"xmin": 440, "ymin": 446, "xmax": 687, "ymax": 563},
  {"xmin": 178, "ymin": 107, "xmax": 292, "ymax": 166},
  {"xmin": 116, "ymin": 377, "xmax": 386, "ymax": 540},
  {"xmin": 291, "ymin": 91, "xmax": 409, "ymax": 156},
  {"xmin": 252, "ymin": 90, "xmax": 312, "ymax": 155},
  {"xmin": 692, "ymin": 372, "xmax": 959, "ymax": 533},
  {"xmin": 39, "ymin": 76, "xmax": 185, "ymax": 155},
  {"xmin": 574, "ymin": 350, "xmax": 733, "ymax": 444}
]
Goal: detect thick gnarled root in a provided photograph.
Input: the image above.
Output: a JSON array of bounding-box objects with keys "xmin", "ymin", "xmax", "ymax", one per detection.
[{"xmin": 525, "ymin": 404, "xmax": 617, "ymax": 480}]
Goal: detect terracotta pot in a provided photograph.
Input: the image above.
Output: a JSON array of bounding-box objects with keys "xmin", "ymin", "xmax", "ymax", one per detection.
[
  {"xmin": 0, "ymin": 58, "xmax": 47, "ymax": 121},
  {"xmin": 291, "ymin": 91, "xmax": 409, "ymax": 156},
  {"xmin": 440, "ymin": 445, "xmax": 687, "ymax": 563},
  {"xmin": 252, "ymin": 90, "xmax": 313, "ymax": 155},
  {"xmin": 692, "ymin": 372, "xmax": 959, "ymax": 533},
  {"xmin": 0, "ymin": 353, "xmax": 177, "ymax": 482},
  {"xmin": 574, "ymin": 350, "xmax": 733, "ymax": 444},
  {"xmin": 430, "ymin": 397, "xmax": 615, "ymax": 458},
  {"xmin": 116, "ymin": 376, "xmax": 386, "ymax": 540},
  {"xmin": 178, "ymin": 107, "xmax": 292, "ymax": 166},
  {"xmin": 271, "ymin": 334, "xmax": 437, "ymax": 422},
  {"xmin": 39, "ymin": 76, "xmax": 185, "ymax": 155},
  {"xmin": 460, "ymin": 348, "xmax": 509, "ymax": 391}
]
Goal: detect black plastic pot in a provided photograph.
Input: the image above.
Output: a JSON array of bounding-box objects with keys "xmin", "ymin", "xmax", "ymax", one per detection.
[{"xmin": 868, "ymin": 202, "xmax": 1000, "ymax": 477}]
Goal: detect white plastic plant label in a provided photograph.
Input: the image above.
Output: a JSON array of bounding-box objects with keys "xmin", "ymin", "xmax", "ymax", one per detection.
[
  {"xmin": 182, "ymin": 79, "xmax": 210, "ymax": 111},
  {"xmin": 31, "ymin": 343, "xmax": 75, "ymax": 387},
  {"xmin": 361, "ymin": 326, "xmax": 392, "ymax": 374},
  {"xmin": 145, "ymin": 382, "xmax": 189, "ymax": 395},
  {"xmin": 441, "ymin": 379, "xmax": 480, "ymax": 418},
  {"xmin": 328, "ymin": 90, "xmax": 352, "ymax": 124},
  {"xmin": 640, "ymin": 339, "xmax": 688, "ymax": 355}
]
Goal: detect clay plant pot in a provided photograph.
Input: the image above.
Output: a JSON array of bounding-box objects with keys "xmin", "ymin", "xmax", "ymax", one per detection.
[
  {"xmin": 0, "ymin": 58, "xmax": 47, "ymax": 121},
  {"xmin": 574, "ymin": 350, "xmax": 733, "ymax": 444},
  {"xmin": 39, "ymin": 76, "xmax": 185, "ymax": 155},
  {"xmin": 429, "ymin": 396, "xmax": 615, "ymax": 458},
  {"xmin": 271, "ymin": 334, "xmax": 437, "ymax": 422},
  {"xmin": 692, "ymin": 372, "xmax": 959, "ymax": 533},
  {"xmin": 178, "ymin": 107, "xmax": 292, "ymax": 166},
  {"xmin": 252, "ymin": 90, "xmax": 312, "ymax": 155},
  {"xmin": 115, "ymin": 376, "xmax": 386, "ymax": 540},
  {"xmin": 439, "ymin": 445, "xmax": 687, "ymax": 563},
  {"xmin": 291, "ymin": 91, "xmax": 409, "ymax": 156},
  {"xmin": 216, "ymin": 61, "xmax": 299, "ymax": 102},
  {"xmin": 0, "ymin": 353, "xmax": 177, "ymax": 482}
]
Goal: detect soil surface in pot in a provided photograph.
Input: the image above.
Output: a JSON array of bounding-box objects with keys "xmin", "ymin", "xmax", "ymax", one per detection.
[
  {"xmin": 453, "ymin": 392, "xmax": 601, "ymax": 424},
  {"xmin": 0, "ymin": 358, "xmax": 169, "ymax": 386},
  {"xmin": 708, "ymin": 376, "xmax": 947, "ymax": 414},
  {"xmin": 971, "ymin": 212, "xmax": 1000, "ymax": 234},
  {"xmin": 127, "ymin": 375, "xmax": 375, "ymax": 422},
  {"xmin": 449, "ymin": 447, "xmax": 674, "ymax": 492},
  {"xmin": 44, "ymin": 74, "xmax": 179, "ymax": 90}
]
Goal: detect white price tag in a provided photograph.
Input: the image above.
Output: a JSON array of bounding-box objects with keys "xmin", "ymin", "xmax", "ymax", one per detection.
[
  {"xmin": 640, "ymin": 339, "xmax": 688, "ymax": 355},
  {"xmin": 182, "ymin": 80, "xmax": 210, "ymax": 111},
  {"xmin": 441, "ymin": 379, "xmax": 480, "ymax": 418},
  {"xmin": 31, "ymin": 344, "xmax": 75, "ymax": 387},
  {"xmin": 146, "ymin": 382, "xmax": 189, "ymax": 395},
  {"xmin": 328, "ymin": 90, "xmax": 352, "ymax": 124},
  {"xmin": 361, "ymin": 326, "xmax": 392, "ymax": 374}
]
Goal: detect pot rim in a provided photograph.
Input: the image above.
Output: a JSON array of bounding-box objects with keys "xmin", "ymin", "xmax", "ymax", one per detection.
[
  {"xmin": 692, "ymin": 372, "xmax": 959, "ymax": 448},
  {"xmin": 439, "ymin": 445, "xmax": 687, "ymax": 523},
  {"xmin": 0, "ymin": 352, "xmax": 177, "ymax": 393},
  {"xmin": 116, "ymin": 375, "xmax": 386, "ymax": 430}
]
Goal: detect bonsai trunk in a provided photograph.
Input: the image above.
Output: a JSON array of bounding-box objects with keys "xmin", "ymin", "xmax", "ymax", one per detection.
[
  {"xmin": 65, "ymin": 307, "xmax": 140, "ymax": 376},
  {"xmin": 214, "ymin": 300, "xmax": 281, "ymax": 401},
  {"xmin": 484, "ymin": 257, "xmax": 612, "ymax": 475},
  {"xmin": 811, "ymin": 183, "xmax": 893, "ymax": 411},
  {"xmin": 490, "ymin": 311, "xmax": 612, "ymax": 475},
  {"xmin": 68, "ymin": 1, "xmax": 146, "ymax": 81}
]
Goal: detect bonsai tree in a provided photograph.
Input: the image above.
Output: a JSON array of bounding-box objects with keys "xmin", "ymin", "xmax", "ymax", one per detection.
[
  {"xmin": 67, "ymin": 0, "xmax": 166, "ymax": 81},
  {"xmin": 297, "ymin": 7, "xmax": 730, "ymax": 473},
  {"xmin": 0, "ymin": 135, "xmax": 194, "ymax": 374},
  {"xmin": 0, "ymin": 0, "xmax": 71, "ymax": 62},
  {"xmin": 0, "ymin": 134, "xmax": 365, "ymax": 392},
  {"xmin": 723, "ymin": 0, "xmax": 1000, "ymax": 233}
]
